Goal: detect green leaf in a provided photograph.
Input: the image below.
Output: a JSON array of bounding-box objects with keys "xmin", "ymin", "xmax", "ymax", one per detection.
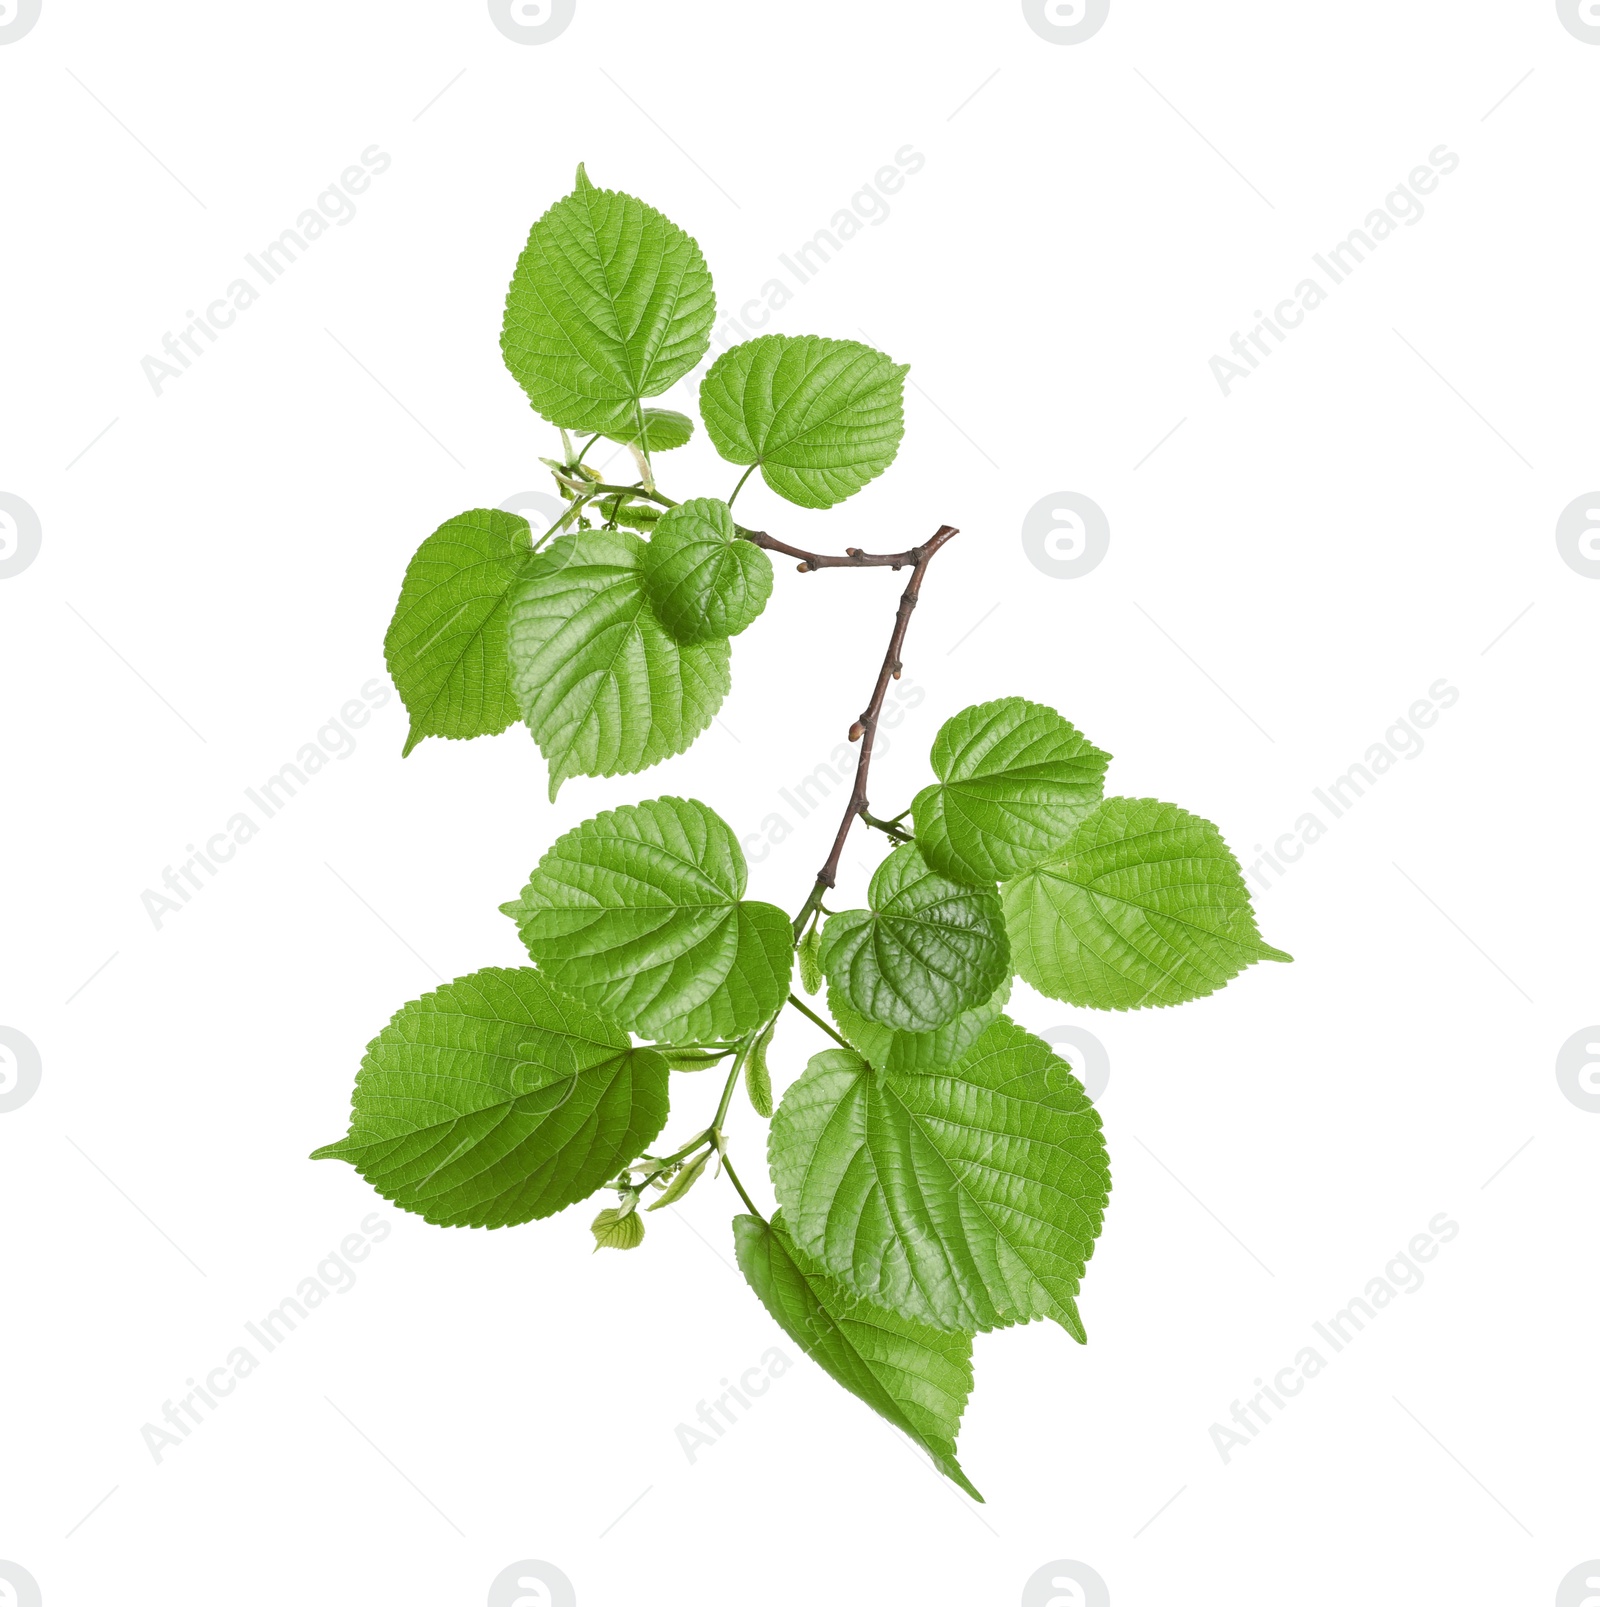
[
  {"xmin": 384, "ymin": 509, "xmax": 532, "ymax": 757},
  {"xmin": 1003, "ymin": 797, "xmax": 1293, "ymax": 1011},
  {"xmin": 913, "ymin": 698, "xmax": 1111, "ymax": 883},
  {"xmin": 646, "ymin": 1150, "xmax": 711, "ymax": 1210},
  {"xmin": 826, "ymin": 977, "xmax": 1011, "ymax": 1076},
  {"xmin": 745, "ymin": 1019, "xmax": 775, "ymax": 1118},
  {"xmin": 819, "ymin": 845, "xmax": 1009, "ymax": 1033},
  {"xmin": 797, "ymin": 925, "xmax": 823, "ymax": 996},
  {"xmin": 641, "ymin": 497, "xmax": 774, "ymax": 643},
  {"xmin": 311, "ymin": 968, "xmax": 669, "ymax": 1229},
  {"xmin": 506, "ymin": 528, "xmax": 731, "ymax": 800},
  {"xmin": 601, "ymin": 407, "xmax": 694, "ymax": 452},
  {"xmin": 699, "ymin": 335, "xmax": 908, "ymax": 509},
  {"xmin": 501, "ymin": 166, "xmax": 715, "ymax": 435},
  {"xmin": 768, "ymin": 1018, "xmax": 1110, "ymax": 1336},
  {"xmin": 662, "ymin": 1047, "xmax": 730, "ymax": 1072},
  {"xmin": 592, "ymin": 1204, "xmax": 646, "ymax": 1249},
  {"xmin": 733, "ymin": 1212, "xmax": 982, "ymax": 1500},
  {"xmin": 502, "ymin": 796, "xmax": 793, "ymax": 1040}
]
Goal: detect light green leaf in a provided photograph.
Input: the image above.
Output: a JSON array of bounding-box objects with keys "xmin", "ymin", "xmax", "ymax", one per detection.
[
  {"xmin": 768, "ymin": 1018, "xmax": 1110, "ymax": 1335},
  {"xmin": 501, "ymin": 165, "xmax": 715, "ymax": 434},
  {"xmin": 502, "ymin": 796, "xmax": 793, "ymax": 1040},
  {"xmin": 699, "ymin": 334, "xmax": 907, "ymax": 509},
  {"xmin": 601, "ymin": 407, "xmax": 694, "ymax": 452},
  {"xmin": 1003, "ymin": 797, "xmax": 1293, "ymax": 1011},
  {"xmin": 311, "ymin": 968, "xmax": 669, "ymax": 1229},
  {"xmin": 592, "ymin": 1204, "xmax": 646, "ymax": 1249},
  {"xmin": 384, "ymin": 509, "xmax": 532, "ymax": 757},
  {"xmin": 662, "ymin": 1047, "xmax": 730, "ymax": 1072},
  {"xmin": 797, "ymin": 925, "xmax": 823, "ymax": 996},
  {"xmin": 820, "ymin": 845, "xmax": 1009, "ymax": 1033},
  {"xmin": 826, "ymin": 977, "xmax": 1011, "ymax": 1076},
  {"xmin": 913, "ymin": 698, "xmax": 1110, "ymax": 883},
  {"xmin": 745, "ymin": 1019, "xmax": 775, "ymax": 1118},
  {"xmin": 733, "ymin": 1212, "xmax": 982, "ymax": 1500},
  {"xmin": 642, "ymin": 497, "xmax": 774, "ymax": 643},
  {"xmin": 506, "ymin": 528, "xmax": 731, "ymax": 800},
  {"xmin": 646, "ymin": 1150, "xmax": 711, "ymax": 1210}
]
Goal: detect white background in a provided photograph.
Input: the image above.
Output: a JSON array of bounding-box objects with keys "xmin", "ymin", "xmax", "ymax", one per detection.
[{"xmin": 3, "ymin": 2, "xmax": 1598, "ymax": 1603}]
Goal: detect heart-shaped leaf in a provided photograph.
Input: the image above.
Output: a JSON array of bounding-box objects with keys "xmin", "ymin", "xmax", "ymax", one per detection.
[
  {"xmin": 820, "ymin": 845, "xmax": 1009, "ymax": 1033},
  {"xmin": 1003, "ymin": 797, "xmax": 1292, "ymax": 1010},
  {"xmin": 311, "ymin": 968, "xmax": 669, "ymax": 1229},
  {"xmin": 642, "ymin": 497, "xmax": 773, "ymax": 642},
  {"xmin": 913, "ymin": 697, "xmax": 1110, "ymax": 883},
  {"xmin": 699, "ymin": 334, "xmax": 907, "ymax": 509},
  {"xmin": 502, "ymin": 796, "xmax": 792, "ymax": 1040}
]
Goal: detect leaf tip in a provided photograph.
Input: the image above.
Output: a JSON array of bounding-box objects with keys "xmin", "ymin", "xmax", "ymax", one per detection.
[{"xmin": 574, "ymin": 161, "xmax": 592, "ymax": 192}]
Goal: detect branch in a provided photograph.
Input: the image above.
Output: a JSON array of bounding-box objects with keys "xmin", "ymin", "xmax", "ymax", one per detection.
[
  {"xmin": 791, "ymin": 524, "xmax": 958, "ymax": 937},
  {"xmin": 740, "ymin": 526, "xmax": 940, "ymax": 573}
]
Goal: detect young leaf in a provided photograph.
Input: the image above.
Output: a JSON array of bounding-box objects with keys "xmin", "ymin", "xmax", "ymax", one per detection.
[
  {"xmin": 601, "ymin": 407, "xmax": 694, "ymax": 452},
  {"xmin": 745, "ymin": 1019, "xmax": 776, "ymax": 1117},
  {"xmin": 912, "ymin": 698, "xmax": 1111, "ymax": 883},
  {"xmin": 501, "ymin": 165, "xmax": 715, "ymax": 435},
  {"xmin": 311, "ymin": 968, "xmax": 669, "ymax": 1229},
  {"xmin": 768, "ymin": 1019, "xmax": 1110, "ymax": 1336},
  {"xmin": 506, "ymin": 528, "xmax": 731, "ymax": 800},
  {"xmin": 699, "ymin": 334, "xmax": 907, "ymax": 509},
  {"xmin": 826, "ymin": 977, "xmax": 1011, "ymax": 1076},
  {"xmin": 733, "ymin": 1212, "xmax": 983, "ymax": 1500},
  {"xmin": 641, "ymin": 497, "xmax": 774, "ymax": 643},
  {"xmin": 385, "ymin": 509, "xmax": 532, "ymax": 756},
  {"xmin": 1003, "ymin": 797, "xmax": 1293, "ymax": 1011},
  {"xmin": 662, "ymin": 1047, "xmax": 730, "ymax": 1071},
  {"xmin": 645, "ymin": 1150, "xmax": 711, "ymax": 1210},
  {"xmin": 797, "ymin": 925, "xmax": 823, "ymax": 996},
  {"xmin": 819, "ymin": 845, "xmax": 1010, "ymax": 1033},
  {"xmin": 592, "ymin": 1204, "xmax": 646, "ymax": 1249},
  {"xmin": 502, "ymin": 796, "xmax": 793, "ymax": 1041}
]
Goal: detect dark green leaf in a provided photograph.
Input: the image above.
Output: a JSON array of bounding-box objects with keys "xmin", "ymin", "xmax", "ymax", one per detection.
[{"xmin": 819, "ymin": 845, "xmax": 1009, "ymax": 1032}]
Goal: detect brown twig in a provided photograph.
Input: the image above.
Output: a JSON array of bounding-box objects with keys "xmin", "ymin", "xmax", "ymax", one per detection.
[
  {"xmin": 790, "ymin": 525, "xmax": 958, "ymax": 938},
  {"xmin": 740, "ymin": 527, "xmax": 938, "ymax": 572}
]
